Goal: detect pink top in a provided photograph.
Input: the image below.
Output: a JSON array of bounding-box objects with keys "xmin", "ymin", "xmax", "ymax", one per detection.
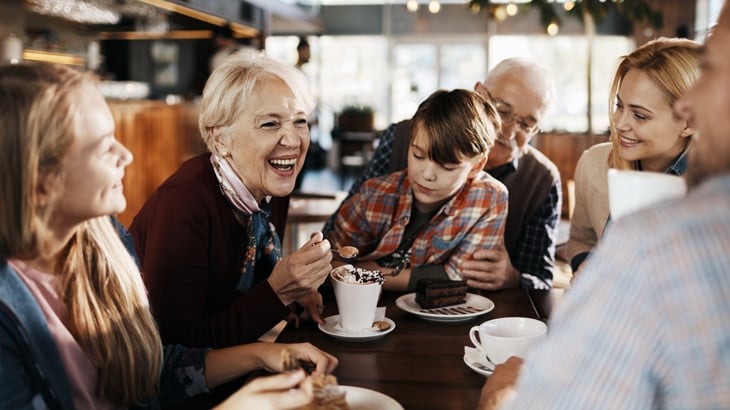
[{"xmin": 10, "ymin": 259, "xmax": 121, "ymax": 410}]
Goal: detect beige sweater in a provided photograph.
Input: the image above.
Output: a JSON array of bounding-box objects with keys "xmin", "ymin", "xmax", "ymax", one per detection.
[{"xmin": 567, "ymin": 142, "xmax": 612, "ymax": 269}]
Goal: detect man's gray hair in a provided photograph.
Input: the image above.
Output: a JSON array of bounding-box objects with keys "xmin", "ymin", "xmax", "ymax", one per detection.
[{"xmin": 486, "ymin": 57, "xmax": 554, "ymax": 106}]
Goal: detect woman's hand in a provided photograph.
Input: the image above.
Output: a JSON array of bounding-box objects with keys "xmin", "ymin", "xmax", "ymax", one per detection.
[
  {"xmin": 258, "ymin": 342, "xmax": 339, "ymax": 376},
  {"xmin": 269, "ymin": 232, "xmax": 332, "ymax": 306},
  {"xmin": 204, "ymin": 342, "xmax": 338, "ymax": 389},
  {"xmin": 215, "ymin": 370, "xmax": 312, "ymax": 410}
]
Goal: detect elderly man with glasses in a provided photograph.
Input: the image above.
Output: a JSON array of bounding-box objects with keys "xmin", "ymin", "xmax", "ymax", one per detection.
[{"xmin": 323, "ymin": 57, "xmax": 560, "ymax": 291}]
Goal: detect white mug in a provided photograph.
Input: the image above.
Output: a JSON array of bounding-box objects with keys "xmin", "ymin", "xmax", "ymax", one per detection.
[
  {"xmin": 331, "ymin": 270, "xmax": 382, "ymax": 332},
  {"xmin": 607, "ymin": 169, "xmax": 686, "ymax": 220},
  {"xmin": 469, "ymin": 317, "xmax": 547, "ymax": 365}
]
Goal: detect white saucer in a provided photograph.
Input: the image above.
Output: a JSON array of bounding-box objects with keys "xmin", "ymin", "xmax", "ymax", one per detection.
[
  {"xmin": 318, "ymin": 315, "xmax": 395, "ymax": 342},
  {"xmin": 463, "ymin": 346, "xmax": 494, "ymax": 376},
  {"xmin": 395, "ymin": 292, "xmax": 494, "ymax": 323},
  {"xmin": 340, "ymin": 385, "xmax": 403, "ymax": 409}
]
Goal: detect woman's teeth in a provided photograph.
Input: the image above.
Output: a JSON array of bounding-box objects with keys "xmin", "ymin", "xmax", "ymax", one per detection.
[
  {"xmin": 620, "ymin": 135, "xmax": 640, "ymax": 145},
  {"xmin": 269, "ymin": 158, "xmax": 296, "ymax": 170}
]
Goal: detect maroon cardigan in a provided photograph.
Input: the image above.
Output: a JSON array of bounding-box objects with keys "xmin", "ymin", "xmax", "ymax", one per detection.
[{"xmin": 130, "ymin": 153, "xmax": 290, "ymax": 348}]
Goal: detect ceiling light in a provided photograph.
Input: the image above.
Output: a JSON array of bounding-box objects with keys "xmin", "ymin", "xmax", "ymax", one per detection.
[
  {"xmin": 406, "ymin": 0, "xmax": 419, "ymax": 12},
  {"xmin": 428, "ymin": 0, "xmax": 441, "ymax": 13},
  {"xmin": 547, "ymin": 21, "xmax": 559, "ymax": 35}
]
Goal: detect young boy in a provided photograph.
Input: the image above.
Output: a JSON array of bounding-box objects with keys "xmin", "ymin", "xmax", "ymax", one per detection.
[{"xmin": 326, "ymin": 89, "xmax": 508, "ymax": 291}]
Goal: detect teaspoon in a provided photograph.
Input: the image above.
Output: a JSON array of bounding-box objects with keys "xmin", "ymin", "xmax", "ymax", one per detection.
[{"xmin": 332, "ymin": 246, "xmax": 359, "ymax": 263}]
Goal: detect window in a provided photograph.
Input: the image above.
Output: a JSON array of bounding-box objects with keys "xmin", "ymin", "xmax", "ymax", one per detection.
[
  {"xmin": 267, "ymin": 33, "xmax": 634, "ymax": 137},
  {"xmin": 390, "ymin": 40, "xmax": 486, "ymax": 123}
]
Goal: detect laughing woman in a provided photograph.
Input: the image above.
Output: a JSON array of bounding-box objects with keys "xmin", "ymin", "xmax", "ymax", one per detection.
[
  {"xmin": 130, "ymin": 50, "xmax": 332, "ymax": 351},
  {"xmin": 567, "ymin": 37, "xmax": 701, "ymax": 277}
]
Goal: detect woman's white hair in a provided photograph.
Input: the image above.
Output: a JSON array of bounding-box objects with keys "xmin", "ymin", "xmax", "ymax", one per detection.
[{"xmin": 198, "ymin": 49, "xmax": 315, "ymax": 151}]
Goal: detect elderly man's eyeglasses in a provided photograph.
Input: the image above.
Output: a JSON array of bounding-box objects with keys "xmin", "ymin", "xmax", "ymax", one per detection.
[{"xmin": 486, "ymin": 91, "xmax": 541, "ymax": 135}]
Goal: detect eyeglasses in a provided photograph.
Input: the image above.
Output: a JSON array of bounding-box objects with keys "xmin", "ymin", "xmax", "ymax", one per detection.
[{"xmin": 486, "ymin": 90, "xmax": 541, "ymax": 135}]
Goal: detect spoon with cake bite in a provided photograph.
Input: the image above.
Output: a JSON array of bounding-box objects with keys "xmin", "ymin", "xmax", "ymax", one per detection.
[{"xmin": 332, "ymin": 246, "xmax": 359, "ymax": 263}]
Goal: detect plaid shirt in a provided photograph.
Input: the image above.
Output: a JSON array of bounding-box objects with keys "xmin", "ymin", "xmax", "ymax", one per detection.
[
  {"xmin": 324, "ymin": 122, "xmax": 559, "ymax": 289},
  {"xmin": 329, "ymin": 170, "xmax": 508, "ymax": 280}
]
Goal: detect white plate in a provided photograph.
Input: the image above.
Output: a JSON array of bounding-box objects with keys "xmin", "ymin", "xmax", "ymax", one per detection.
[
  {"xmin": 395, "ymin": 292, "xmax": 494, "ymax": 322},
  {"xmin": 341, "ymin": 385, "xmax": 403, "ymax": 410},
  {"xmin": 318, "ymin": 315, "xmax": 395, "ymax": 342}
]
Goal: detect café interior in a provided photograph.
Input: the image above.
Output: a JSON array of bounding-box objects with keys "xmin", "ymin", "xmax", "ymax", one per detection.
[
  {"xmin": 0, "ymin": 0, "xmax": 719, "ymax": 285},
  {"xmin": 0, "ymin": 1, "xmax": 725, "ymax": 408}
]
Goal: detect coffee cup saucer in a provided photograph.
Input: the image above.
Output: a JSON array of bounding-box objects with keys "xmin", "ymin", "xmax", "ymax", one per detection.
[
  {"xmin": 319, "ymin": 315, "xmax": 395, "ymax": 342},
  {"xmin": 463, "ymin": 346, "xmax": 494, "ymax": 376}
]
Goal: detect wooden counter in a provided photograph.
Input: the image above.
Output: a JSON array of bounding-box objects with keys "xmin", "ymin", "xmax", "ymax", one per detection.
[{"xmin": 109, "ymin": 100, "xmax": 204, "ymax": 226}]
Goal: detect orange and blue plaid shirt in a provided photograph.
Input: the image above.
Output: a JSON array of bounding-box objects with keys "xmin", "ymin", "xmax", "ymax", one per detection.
[{"xmin": 329, "ymin": 170, "xmax": 508, "ymax": 280}]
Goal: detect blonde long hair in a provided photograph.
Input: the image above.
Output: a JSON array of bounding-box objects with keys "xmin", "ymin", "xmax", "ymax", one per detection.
[
  {"xmin": 0, "ymin": 63, "xmax": 162, "ymax": 406},
  {"xmin": 607, "ymin": 37, "xmax": 702, "ymax": 170}
]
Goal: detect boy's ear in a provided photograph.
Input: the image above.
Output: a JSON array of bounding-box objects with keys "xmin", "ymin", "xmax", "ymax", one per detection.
[{"xmin": 467, "ymin": 155, "xmax": 488, "ymax": 178}]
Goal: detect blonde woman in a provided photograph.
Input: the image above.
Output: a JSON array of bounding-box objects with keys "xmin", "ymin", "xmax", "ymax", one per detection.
[
  {"xmin": 567, "ymin": 37, "xmax": 700, "ymax": 276},
  {"xmin": 0, "ymin": 63, "xmax": 337, "ymax": 409}
]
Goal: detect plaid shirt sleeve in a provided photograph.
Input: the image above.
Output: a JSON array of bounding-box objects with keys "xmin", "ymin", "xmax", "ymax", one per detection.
[
  {"xmin": 513, "ymin": 177, "xmax": 561, "ymax": 290},
  {"xmin": 322, "ymin": 123, "xmax": 396, "ymax": 236},
  {"xmin": 328, "ymin": 173, "xmax": 402, "ymax": 255}
]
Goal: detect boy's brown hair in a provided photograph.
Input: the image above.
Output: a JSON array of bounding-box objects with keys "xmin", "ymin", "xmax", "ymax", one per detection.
[{"xmin": 410, "ymin": 89, "xmax": 500, "ymax": 165}]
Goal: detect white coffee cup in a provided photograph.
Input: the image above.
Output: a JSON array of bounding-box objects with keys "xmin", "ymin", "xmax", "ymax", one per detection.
[
  {"xmin": 469, "ymin": 317, "xmax": 547, "ymax": 365},
  {"xmin": 607, "ymin": 169, "xmax": 686, "ymax": 220},
  {"xmin": 331, "ymin": 267, "xmax": 382, "ymax": 332}
]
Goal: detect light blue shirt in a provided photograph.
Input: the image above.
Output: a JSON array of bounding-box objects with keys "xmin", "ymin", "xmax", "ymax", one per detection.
[{"xmin": 506, "ymin": 175, "xmax": 730, "ymax": 409}]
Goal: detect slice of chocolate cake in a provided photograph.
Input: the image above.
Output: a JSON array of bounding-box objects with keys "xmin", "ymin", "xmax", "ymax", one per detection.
[{"xmin": 415, "ymin": 279, "xmax": 469, "ymax": 309}]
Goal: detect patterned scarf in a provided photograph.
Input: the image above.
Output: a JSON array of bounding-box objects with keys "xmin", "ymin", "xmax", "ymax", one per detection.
[{"xmin": 211, "ymin": 154, "xmax": 282, "ymax": 292}]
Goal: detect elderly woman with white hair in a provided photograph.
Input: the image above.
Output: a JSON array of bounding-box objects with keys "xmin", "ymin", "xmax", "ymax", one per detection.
[{"xmin": 130, "ymin": 50, "xmax": 332, "ymax": 353}]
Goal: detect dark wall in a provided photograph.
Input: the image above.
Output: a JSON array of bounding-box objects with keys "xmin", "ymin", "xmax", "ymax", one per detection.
[{"xmin": 102, "ymin": 38, "xmax": 211, "ymax": 98}]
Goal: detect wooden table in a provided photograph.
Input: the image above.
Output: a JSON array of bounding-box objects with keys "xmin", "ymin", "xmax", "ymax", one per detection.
[{"xmin": 277, "ymin": 288, "xmax": 545, "ymax": 410}]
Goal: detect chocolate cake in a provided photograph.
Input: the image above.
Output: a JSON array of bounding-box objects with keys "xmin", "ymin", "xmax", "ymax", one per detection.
[{"xmin": 415, "ymin": 279, "xmax": 469, "ymax": 309}]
